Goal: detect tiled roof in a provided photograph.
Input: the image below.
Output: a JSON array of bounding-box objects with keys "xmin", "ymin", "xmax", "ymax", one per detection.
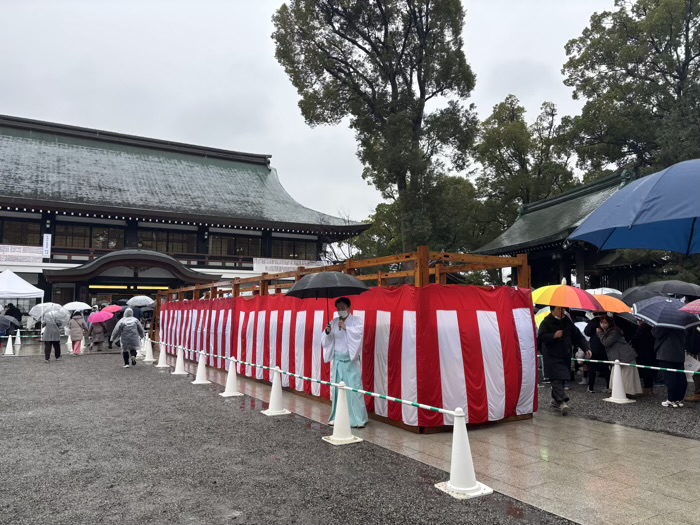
[
  {"xmin": 0, "ymin": 115, "xmax": 365, "ymax": 235},
  {"xmin": 476, "ymin": 175, "xmax": 622, "ymax": 255}
]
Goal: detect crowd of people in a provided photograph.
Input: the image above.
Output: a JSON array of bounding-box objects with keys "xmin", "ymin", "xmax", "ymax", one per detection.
[
  {"xmin": 31, "ymin": 303, "xmax": 149, "ymax": 369},
  {"xmin": 538, "ymin": 307, "xmax": 700, "ymax": 413}
]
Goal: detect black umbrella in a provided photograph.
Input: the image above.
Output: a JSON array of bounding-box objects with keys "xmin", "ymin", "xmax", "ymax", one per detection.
[
  {"xmin": 644, "ymin": 280, "xmax": 700, "ymax": 298},
  {"xmin": 633, "ymin": 297, "xmax": 700, "ymax": 330},
  {"xmin": 621, "ymin": 286, "xmax": 663, "ymax": 307},
  {"xmin": 287, "ymin": 272, "xmax": 370, "ymax": 320},
  {"xmin": 286, "ymin": 271, "xmax": 370, "ymax": 300}
]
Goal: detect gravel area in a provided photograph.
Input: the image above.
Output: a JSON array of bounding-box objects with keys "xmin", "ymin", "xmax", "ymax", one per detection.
[
  {"xmin": 0, "ymin": 355, "xmax": 574, "ymax": 525},
  {"xmin": 538, "ymin": 376, "xmax": 700, "ymax": 440}
]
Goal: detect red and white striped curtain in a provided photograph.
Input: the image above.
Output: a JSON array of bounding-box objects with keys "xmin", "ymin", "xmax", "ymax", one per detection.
[{"xmin": 159, "ymin": 285, "xmax": 537, "ymax": 427}]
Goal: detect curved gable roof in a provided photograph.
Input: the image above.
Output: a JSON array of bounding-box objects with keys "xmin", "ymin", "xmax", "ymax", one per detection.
[{"xmin": 0, "ymin": 115, "xmax": 366, "ymax": 235}]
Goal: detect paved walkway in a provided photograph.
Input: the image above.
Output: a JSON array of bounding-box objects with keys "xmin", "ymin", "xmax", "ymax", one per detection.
[
  {"xmin": 4, "ymin": 347, "xmax": 700, "ymax": 525},
  {"xmin": 188, "ymin": 358, "xmax": 700, "ymax": 525}
]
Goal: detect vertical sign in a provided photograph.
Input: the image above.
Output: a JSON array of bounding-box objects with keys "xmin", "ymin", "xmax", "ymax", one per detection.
[{"xmin": 42, "ymin": 234, "xmax": 52, "ymax": 258}]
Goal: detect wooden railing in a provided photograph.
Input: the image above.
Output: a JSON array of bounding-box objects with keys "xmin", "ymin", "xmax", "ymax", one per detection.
[{"xmin": 151, "ymin": 248, "xmax": 530, "ymax": 335}]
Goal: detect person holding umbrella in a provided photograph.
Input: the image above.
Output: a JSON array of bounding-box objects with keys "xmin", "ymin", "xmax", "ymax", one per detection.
[
  {"xmin": 321, "ymin": 297, "xmax": 368, "ymax": 428},
  {"xmin": 538, "ymin": 306, "xmax": 591, "ymax": 415},
  {"xmin": 41, "ymin": 312, "xmax": 65, "ymax": 362}
]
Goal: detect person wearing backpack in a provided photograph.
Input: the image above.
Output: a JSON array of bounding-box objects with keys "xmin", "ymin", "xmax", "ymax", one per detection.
[{"xmin": 110, "ymin": 308, "xmax": 144, "ymax": 368}]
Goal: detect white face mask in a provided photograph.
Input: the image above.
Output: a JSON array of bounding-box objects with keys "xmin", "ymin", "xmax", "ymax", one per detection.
[{"xmin": 338, "ymin": 310, "xmax": 349, "ymax": 319}]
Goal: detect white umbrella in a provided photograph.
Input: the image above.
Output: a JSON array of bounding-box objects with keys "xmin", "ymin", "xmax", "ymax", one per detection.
[
  {"xmin": 29, "ymin": 303, "xmax": 70, "ymax": 325},
  {"xmin": 127, "ymin": 295, "xmax": 155, "ymax": 307},
  {"xmin": 586, "ymin": 287, "xmax": 621, "ymax": 295},
  {"xmin": 63, "ymin": 301, "xmax": 92, "ymax": 312}
]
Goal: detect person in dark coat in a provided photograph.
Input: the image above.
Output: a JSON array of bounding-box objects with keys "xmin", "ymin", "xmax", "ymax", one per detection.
[
  {"xmin": 584, "ymin": 315, "xmax": 611, "ymax": 393},
  {"xmin": 3, "ymin": 303, "xmax": 22, "ymax": 324},
  {"xmin": 538, "ymin": 306, "xmax": 591, "ymax": 415},
  {"xmin": 652, "ymin": 326, "xmax": 687, "ymax": 407},
  {"xmin": 104, "ymin": 309, "xmax": 119, "ymax": 349},
  {"xmin": 630, "ymin": 320, "xmax": 657, "ymax": 396},
  {"xmin": 685, "ymin": 326, "xmax": 700, "ymax": 402}
]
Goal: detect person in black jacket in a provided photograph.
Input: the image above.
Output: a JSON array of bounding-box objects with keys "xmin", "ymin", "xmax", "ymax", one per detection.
[
  {"xmin": 631, "ymin": 320, "xmax": 657, "ymax": 397},
  {"xmin": 538, "ymin": 306, "xmax": 591, "ymax": 415},
  {"xmin": 584, "ymin": 315, "xmax": 611, "ymax": 393}
]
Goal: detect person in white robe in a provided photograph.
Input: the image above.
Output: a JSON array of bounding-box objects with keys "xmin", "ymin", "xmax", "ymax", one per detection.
[{"xmin": 321, "ymin": 297, "xmax": 369, "ymax": 427}]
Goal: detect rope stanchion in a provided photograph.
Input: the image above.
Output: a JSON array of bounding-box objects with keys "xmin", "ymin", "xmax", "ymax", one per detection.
[
  {"xmin": 604, "ymin": 360, "xmax": 635, "ymax": 404},
  {"xmin": 436, "ymin": 407, "xmax": 493, "ymax": 499},
  {"xmin": 171, "ymin": 346, "xmax": 187, "ymax": 375},
  {"xmin": 142, "ymin": 338, "xmax": 155, "ymax": 363},
  {"xmin": 262, "ymin": 367, "xmax": 291, "ymax": 416},
  {"xmin": 3, "ymin": 334, "xmax": 15, "ymax": 356},
  {"xmin": 321, "ymin": 382, "xmax": 362, "ymax": 446},
  {"xmin": 219, "ymin": 361, "xmax": 243, "ymax": 397},
  {"xmin": 154, "ymin": 341, "xmax": 170, "ymax": 368},
  {"xmin": 191, "ymin": 351, "xmax": 211, "ymax": 385}
]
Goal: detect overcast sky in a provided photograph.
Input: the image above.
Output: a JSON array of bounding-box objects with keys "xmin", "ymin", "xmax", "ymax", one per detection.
[{"xmin": 0, "ymin": 0, "xmax": 613, "ymax": 222}]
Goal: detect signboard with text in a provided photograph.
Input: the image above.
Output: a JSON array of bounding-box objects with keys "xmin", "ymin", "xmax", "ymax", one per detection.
[
  {"xmin": 253, "ymin": 257, "xmax": 326, "ymax": 274},
  {"xmin": 0, "ymin": 245, "xmax": 43, "ymax": 263},
  {"xmin": 42, "ymin": 234, "xmax": 52, "ymax": 258}
]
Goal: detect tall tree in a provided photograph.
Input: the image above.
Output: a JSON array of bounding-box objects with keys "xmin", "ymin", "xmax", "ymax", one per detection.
[
  {"xmin": 562, "ymin": 0, "xmax": 700, "ymax": 172},
  {"xmin": 272, "ymin": 0, "xmax": 477, "ymax": 251},
  {"xmin": 474, "ymin": 95, "xmax": 577, "ymax": 231}
]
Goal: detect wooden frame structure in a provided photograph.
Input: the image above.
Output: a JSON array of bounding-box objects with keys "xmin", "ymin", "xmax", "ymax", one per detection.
[{"xmin": 151, "ymin": 247, "xmax": 530, "ymax": 335}]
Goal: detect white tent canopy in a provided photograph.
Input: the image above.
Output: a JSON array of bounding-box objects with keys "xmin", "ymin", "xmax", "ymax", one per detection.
[{"xmin": 0, "ymin": 270, "xmax": 44, "ymax": 299}]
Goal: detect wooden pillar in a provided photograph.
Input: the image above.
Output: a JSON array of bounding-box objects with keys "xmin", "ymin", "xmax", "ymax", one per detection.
[
  {"xmin": 344, "ymin": 259, "xmax": 356, "ymax": 276},
  {"xmin": 259, "ymin": 273, "xmax": 269, "ymax": 296},
  {"xmin": 233, "ymin": 279, "xmax": 241, "ymax": 298},
  {"xmin": 415, "ymin": 245, "xmax": 430, "ymax": 287},
  {"xmin": 516, "ymin": 254, "xmax": 531, "ymax": 289},
  {"xmin": 377, "ymin": 271, "xmax": 385, "ymax": 288},
  {"xmin": 435, "ymin": 263, "xmax": 446, "ymax": 285}
]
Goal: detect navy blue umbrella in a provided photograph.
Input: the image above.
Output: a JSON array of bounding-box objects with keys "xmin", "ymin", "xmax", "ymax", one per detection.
[
  {"xmin": 569, "ymin": 159, "xmax": 700, "ymax": 254},
  {"xmin": 633, "ymin": 297, "xmax": 700, "ymax": 330}
]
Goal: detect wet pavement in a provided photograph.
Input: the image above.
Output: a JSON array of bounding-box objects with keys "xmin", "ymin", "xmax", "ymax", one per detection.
[{"xmin": 0, "ymin": 353, "xmax": 573, "ymax": 525}]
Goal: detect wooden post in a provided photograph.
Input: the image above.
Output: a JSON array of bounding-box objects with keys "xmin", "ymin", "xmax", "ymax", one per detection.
[
  {"xmin": 517, "ymin": 254, "xmax": 531, "ymax": 289},
  {"xmin": 345, "ymin": 259, "xmax": 357, "ymax": 276},
  {"xmin": 415, "ymin": 246, "xmax": 430, "ymax": 287},
  {"xmin": 259, "ymin": 273, "xmax": 269, "ymax": 296},
  {"xmin": 435, "ymin": 263, "xmax": 447, "ymax": 285},
  {"xmin": 377, "ymin": 271, "xmax": 385, "ymax": 288},
  {"xmin": 233, "ymin": 279, "xmax": 241, "ymax": 298}
]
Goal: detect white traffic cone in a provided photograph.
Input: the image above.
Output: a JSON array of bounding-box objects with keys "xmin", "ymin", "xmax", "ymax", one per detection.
[
  {"xmin": 155, "ymin": 342, "xmax": 170, "ymax": 368},
  {"xmin": 3, "ymin": 334, "xmax": 15, "ymax": 356},
  {"xmin": 435, "ymin": 407, "xmax": 493, "ymax": 499},
  {"xmin": 604, "ymin": 360, "xmax": 635, "ymax": 404},
  {"xmin": 220, "ymin": 361, "xmax": 243, "ymax": 397},
  {"xmin": 142, "ymin": 338, "xmax": 155, "ymax": 363},
  {"xmin": 15, "ymin": 329, "xmax": 21, "ymax": 347},
  {"xmin": 262, "ymin": 367, "xmax": 291, "ymax": 416},
  {"xmin": 191, "ymin": 352, "xmax": 211, "ymax": 385},
  {"xmin": 322, "ymin": 382, "xmax": 363, "ymax": 446},
  {"xmin": 66, "ymin": 333, "xmax": 73, "ymax": 354},
  {"xmin": 80, "ymin": 338, "xmax": 86, "ymax": 354},
  {"xmin": 171, "ymin": 345, "xmax": 188, "ymax": 375}
]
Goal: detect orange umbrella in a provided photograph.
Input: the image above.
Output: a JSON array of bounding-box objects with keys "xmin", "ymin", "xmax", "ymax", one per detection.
[
  {"xmin": 532, "ymin": 284, "xmax": 603, "ymax": 311},
  {"xmin": 591, "ymin": 294, "xmax": 632, "ymax": 314}
]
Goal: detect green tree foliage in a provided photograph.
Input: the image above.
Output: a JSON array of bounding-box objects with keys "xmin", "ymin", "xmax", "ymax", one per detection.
[
  {"xmin": 272, "ymin": 0, "xmax": 478, "ymax": 251},
  {"xmin": 562, "ymin": 0, "xmax": 700, "ymax": 173},
  {"xmin": 474, "ymin": 95, "xmax": 577, "ymax": 232},
  {"xmin": 351, "ymin": 175, "xmax": 494, "ymax": 258}
]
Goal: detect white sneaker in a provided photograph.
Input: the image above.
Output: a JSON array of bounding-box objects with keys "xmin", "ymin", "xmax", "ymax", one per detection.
[
  {"xmin": 123, "ymin": 364, "xmax": 130, "ymax": 368},
  {"xmin": 661, "ymin": 400, "xmax": 677, "ymax": 408},
  {"xmin": 560, "ymin": 403, "xmax": 570, "ymax": 416},
  {"xmin": 578, "ymin": 379, "xmax": 588, "ymax": 385}
]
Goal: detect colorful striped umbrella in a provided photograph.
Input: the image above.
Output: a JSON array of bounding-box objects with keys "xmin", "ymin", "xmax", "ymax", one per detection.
[
  {"xmin": 532, "ymin": 284, "xmax": 603, "ymax": 311},
  {"xmin": 680, "ymin": 299, "xmax": 700, "ymax": 315},
  {"xmin": 590, "ymin": 294, "xmax": 632, "ymax": 314}
]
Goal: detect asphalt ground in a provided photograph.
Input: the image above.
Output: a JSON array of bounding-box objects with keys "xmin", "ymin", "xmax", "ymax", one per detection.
[
  {"xmin": 0, "ymin": 354, "xmax": 574, "ymax": 525},
  {"xmin": 538, "ymin": 375, "xmax": 700, "ymax": 440}
]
